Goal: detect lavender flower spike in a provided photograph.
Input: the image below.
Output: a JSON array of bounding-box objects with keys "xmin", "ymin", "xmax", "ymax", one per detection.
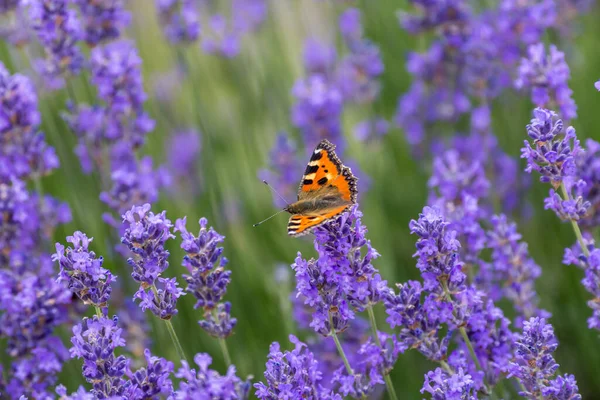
[
  {"xmin": 74, "ymin": 0, "xmax": 131, "ymax": 46},
  {"xmin": 53, "ymin": 231, "xmax": 115, "ymax": 308},
  {"xmin": 173, "ymin": 353, "xmax": 250, "ymax": 399},
  {"xmin": 122, "ymin": 204, "xmax": 174, "ymax": 287},
  {"xmin": 508, "ymin": 317, "xmax": 581, "ymax": 399},
  {"xmin": 175, "ymin": 217, "xmax": 237, "ymax": 338},
  {"xmin": 255, "ymin": 335, "xmax": 341, "ymax": 399}
]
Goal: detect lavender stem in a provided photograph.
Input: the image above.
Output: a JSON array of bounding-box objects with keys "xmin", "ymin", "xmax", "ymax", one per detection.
[
  {"xmin": 366, "ymin": 305, "xmax": 399, "ymax": 400},
  {"xmin": 151, "ymin": 284, "xmax": 187, "ymax": 362},
  {"xmin": 218, "ymin": 338, "xmax": 232, "ymax": 366},
  {"xmin": 560, "ymin": 182, "xmax": 590, "ymax": 257}
]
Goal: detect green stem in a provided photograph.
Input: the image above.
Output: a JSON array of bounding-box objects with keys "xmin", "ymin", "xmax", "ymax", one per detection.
[
  {"xmin": 440, "ymin": 281, "xmax": 485, "ymax": 373},
  {"xmin": 439, "ymin": 360, "xmax": 454, "ymax": 374},
  {"xmin": 165, "ymin": 319, "xmax": 187, "ymax": 363},
  {"xmin": 559, "ymin": 183, "xmax": 590, "ymax": 257},
  {"xmin": 151, "ymin": 284, "xmax": 188, "ymax": 362},
  {"xmin": 329, "ymin": 314, "xmax": 354, "ymax": 376},
  {"xmin": 459, "ymin": 327, "xmax": 483, "ymax": 372},
  {"xmin": 366, "ymin": 306, "xmax": 399, "ymax": 400},
  {"xmin": 218, "ymin": 338, "xmax": 232, "ymax": 366},
  {"xmin": 94, "ymin": 306, "xmax": 102, "ymax": 318}
]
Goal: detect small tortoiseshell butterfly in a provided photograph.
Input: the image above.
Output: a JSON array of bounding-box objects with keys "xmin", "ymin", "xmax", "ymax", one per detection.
[{"xmin": 284, "ymin": 139, "xmax": 358, "ymax": 236}]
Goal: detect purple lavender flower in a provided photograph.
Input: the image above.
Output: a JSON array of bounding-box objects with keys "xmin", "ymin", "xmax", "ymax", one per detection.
[
  {"xmin": 332, "ymin": 332, "xmax": 400, "ymax": 398},
  {"xmin": 508, "ymin": 317, "xmax": 581, "ymax": 399},
  {"xmin": 574, "ymin": 139, "xmax": 600, "ymax": 228},
  {"xmin": 90, "ymin": 40, "xmax": 155, "ymax": 148},
  {"xmin": 202, "ymin": 15, "xmax": 240, "ymax": 58},
  {"xmin": 175, "ymin": 217, "xmax": 237, "ymax": 338},
  {"xmin": 255, "ymin": 335, "xmax": 340, "ymax": 399},
  {"xmin": 128, "ymin": 349, "xmax": 174, "ymax": 398},
  {"xmin": 400, "ymin": 0, "xmax": 471, "ymax": 40},
  {"xmin": 56, "ymin": 385, "xmax": 94, "ymax": 399},
  {"xmin": 0, "ymin": 63, "xmax": 58, "ymax": 179},
  {"xmin": 516, "ymin": 44, "xmax": 577, "ymax": 120},
  {"xmin": 156, "ymin": 0, "xmax": 200, "ymax": 44},
  {"xmin": 421, "ymin": 367, "xmax": 477, "ymax": 399},
  {"xmin": 70, "ymin": 315, "xmax": 130, "ymax": 398},
  {"xmin": 0, "ymin": 0, "xmax": 18, "ymax": 14},
  {"xmin": 566, "ymin": 248, "xmax": 600, "ymax": 330},
  {"xmin": 521, "ymin": 108, "xmax": 582, "ymax": 189},
  {"xmin": 167, "ymin": 129, "xmax": 201, "ymax": 182},
  {"xmin": 595, "ymin": 80, "xmax": 600, "ymax": 91},
  {"xmin": 173, "ymin": 353, "xmax": 250, "ymax": 399},
  {"xmin": 0, "ymin": 271, "xmax": 71, "ymax": 357},
  {"xmin": 100, "ymin": 149, "xmax": 171, "ymax": 227},
  {"xmin": 232, "ymin": 0, "xmax": 267, "ymax": 34},
  {"xmin": 291, "ymin": 74, "xmax": 343, "ymax": 152},
  {"xmin": 74, "ymin": 0, "xmax": 130, "ymax": 46},
  {"xmin": 292, "ymin": 206, "xmax": 385, "ymax": 336},
  {"xmin": 134, "ymin": 277, "xmax": 184, "ymax": 320},
  {"xmin": 353, "ymin": 118, "xmax": 389, "ymax": 143},
  {"xmin": 258, "ymin": 134, "xmax": 302, "ymax": 208},
  {"xmin": 29, "ymin": 0, "xmax": 85, "ymax": 89},
  {"xmin": 484, "ymin": 214, "xmax": 546, "ymax": 324},
  {"xmin": 303, "ymin": 39, "xmax": 337, "ymax": 76},
  {"xmin": 383, "ymin": 281, "xmax": 450, "ymax": 361},
  {"xmin": 121, "ymin": 205, "xmax": 182, "ymax": 318},
  {"xmin": 53, "ymin": 231, "xmax": 115, "ymax": 308}
]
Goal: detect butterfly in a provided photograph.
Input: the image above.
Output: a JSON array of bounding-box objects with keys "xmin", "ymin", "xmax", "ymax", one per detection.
[{"xmin": 284, "ymin": 139, "xmax": 358, "ymax": 236}]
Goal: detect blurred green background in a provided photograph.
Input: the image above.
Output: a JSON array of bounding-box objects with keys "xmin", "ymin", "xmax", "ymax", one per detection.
[{"xmin": 2, "ymin": 0, "xmax": 600, "ymax": 398}]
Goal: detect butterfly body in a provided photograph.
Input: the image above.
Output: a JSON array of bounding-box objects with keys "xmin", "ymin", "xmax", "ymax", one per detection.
[{"xmin": 285, "ymin": 139, "xmax": 358, "ymax": 237}]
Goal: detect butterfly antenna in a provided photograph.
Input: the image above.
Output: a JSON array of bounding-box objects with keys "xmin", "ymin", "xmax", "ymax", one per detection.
[
  {"xmin": 253, "ymin": 208, "xmax": 287, "ymax": 227},
  {"xmin": 261, "ymin": 180, "xmax": 291, "ymax": 206}
]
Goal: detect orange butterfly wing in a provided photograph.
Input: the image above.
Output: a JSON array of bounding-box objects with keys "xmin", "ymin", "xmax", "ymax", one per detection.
[
  {"xmin": 287, "ymin": 205, "xmax": 349, "ymax": 236},
  {"xmin": 297, "ymin": 140, "xmax": 357, "ymax": 203}
]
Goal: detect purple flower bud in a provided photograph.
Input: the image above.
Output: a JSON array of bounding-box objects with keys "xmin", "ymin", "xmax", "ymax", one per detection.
[
  {"xmin": 134, "ymin": 277, "xmax": 184, "ymax": 320},
  {"xmin": 128, "ymin": 349, "xmax": 174, "ymax": 398},
  {"xmin": 198, "ymin": 301, "xmax": 237, "ymax": 338},
  {"xmin": 121, "ymin": 204, "xmax": 175, "ymax": 287},
  {"xmin": 521, "ymin": 108, "xmax": 582, "ymax": 189},
  {"xmin": 255, "ymin": 335, "xmax": 341, "ymax": 400},
  {"xmin": 508, "ymin": 317, "xmax": 580, "ymax": 398},
  {"xmin": 70, "ymin": 315, "xmax": 130, "ymax": 398},
  {"xmin": 29, "ymin": 0, "xmax": 84, "ymax": 90},
  {"xmin": 202, "ymin": 15, "xmax": 240, "ymax": 58},
  {"xmin": 516, "ymin": 43, "xmax": 577, "ymax": 120},
  {"xmin": 421, "ymin": 367, "xmax": 477, "ymax": 399},
  {"xmin": 53, "ymin": 231, "xmax": 115, "ymax": 308},
  {"xmin": 74, "ymin": 0, "xmax": 131, "ymax": 46},
  {"xmin": 156, "ymin": 0, "xmax": 200, "ymax": 44},
  {"xmin": 174, "ymin": 352, "xmax": 250, "ymax": 399}
]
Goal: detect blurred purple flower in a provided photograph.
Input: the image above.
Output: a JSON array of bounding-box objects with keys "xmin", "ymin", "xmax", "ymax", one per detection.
[
  {"xmin": 516, "ymin": 43, "xmax": 577, "ymax": 120},
  {"xmin": 508, "ymin": 317, "xmax": 581, "ymax": 399},
  {"xmin": 56, "ymin": 385, "xmax": 95, "ymax": 399},
  {"xmin": 117, "ymin": 298, "xmax": 152, "ymax": 362},
  {"xmin": 575, "ymin": 139, "xmax": 600, "ymax": 228},
  {"xmin": 173, "ymin": 353, "xmax": 250, "ymax": 399},
  {"xmin": 53, "ymin": 231, "xmax": 115, "ymax": 309},
  {"xmin": 255, "ymin": 335, "xmax": 341, "ymax": 399},
  {"xmin": 156, "ymin": 0, "xmax": 200, "ymax": 44},
  {"xmin": 258, "ymin": 134, "xmax": 302, "ymax": 208},
  {"xmin": 121, "ymin": 204, "xmax": 174, "ymax": 286},
  {"xmin": 232, "ymin": 0, "xmax": 267, "ymax": 34},
  {"xmin": 90, "ymin": 40, "xmax": 155, "ymax": 149},
  {"xmin": 175, "ymin": 217, "xmax": 237, "ymax": 338},
  {"xmin": 74, "ymin": 0, "xmax": 131, "ymax": 46},
  {"xmin": 566, "ymin": 248, "xmax": 600, "ymax": 330},
  {"xmin": 0, "ymin": 63, "xmax": 58, "ymax": 179},
  {"xmin": 0, "ymin": 0, "xmax": 18, "ymax": 14},
  {"xmin": 101, "ymin": 146, "xmax": 171, "ymax": 227},
  {"xmin": 70, "ymin": 315, "xmax": 130, "ymax": 398},
  {"xmin": 303, "ymin": 39, "xmax": 337, "ymax": 76},
  {"xmin": 202, "ymin": 14, "xmax": 240, "ymax": 58},
  {"xmin": 167, "ymin": 129, "xmax": 202, "ymax": 195},
  {"xmin": 400, "ymin": 0, "xmax": 471, "ymax": 39},
  {"xmin": 339, "ymin": 8, "xmax": 362, "ymax": 46},
  {"xmin": 292, "ymin": 74, "xmax": 343, "ymax": 152},
  {"xmin": 595, "ymin": 80, "xmax": 600, "ymax": 91},
  {"xmin": 484, "ymin": 214, "xmax": 547, "ymax": 324},
  {"xmin": 353, "ymin": 118, "xmax": 389, "ymax": 143},
  {"xmin": 29, "ymin": 0, "xmax": 84, "ymax": 90}
]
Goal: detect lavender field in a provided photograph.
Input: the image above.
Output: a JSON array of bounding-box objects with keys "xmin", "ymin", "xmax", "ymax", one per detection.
[{"xmin": 1, "ymin": 0, "xmax": 600, "ymax": 398}]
